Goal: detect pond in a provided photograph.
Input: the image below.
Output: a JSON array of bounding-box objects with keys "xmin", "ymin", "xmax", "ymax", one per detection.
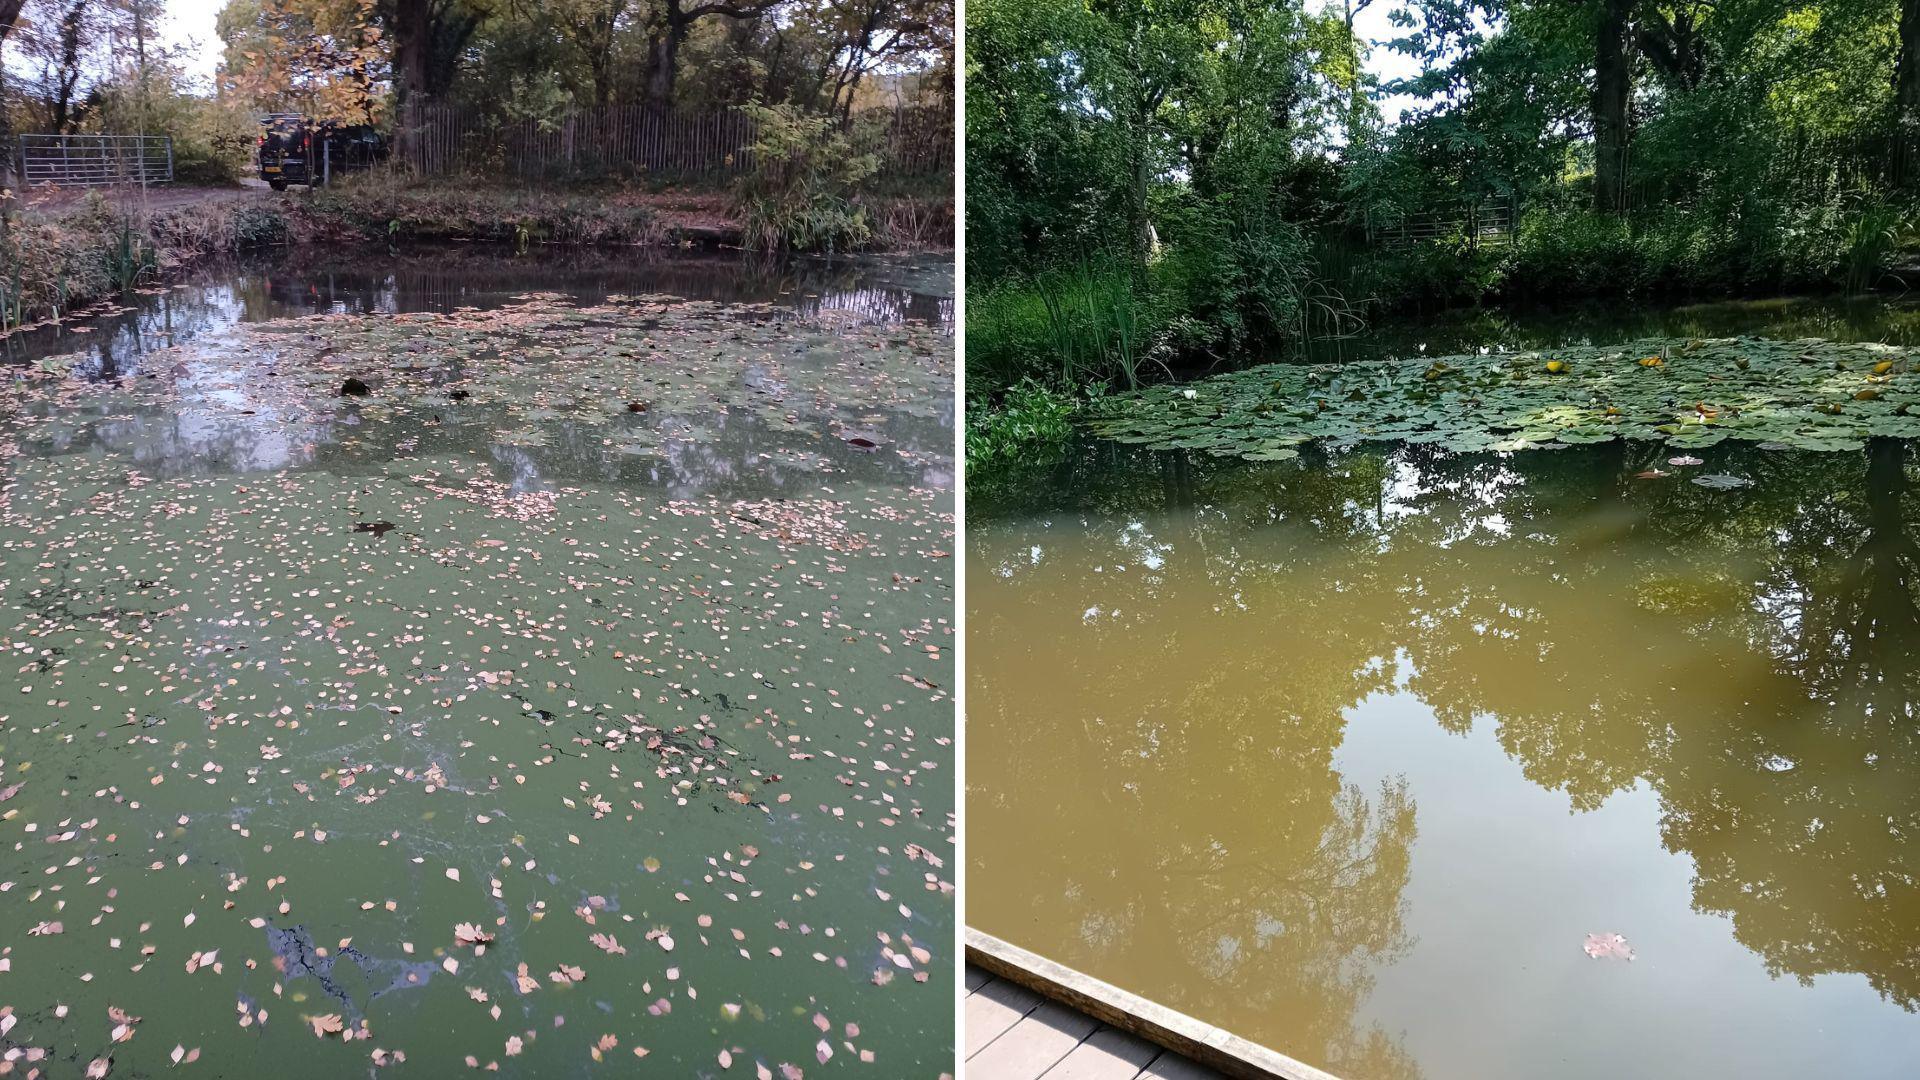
[
  {"xmin": 0, "ymin": 247, "xmax": 954, "ymax": 1077},
  {"xmin": 968, "ymin": 298, "xmax": 1920, "ymax": 1080}
]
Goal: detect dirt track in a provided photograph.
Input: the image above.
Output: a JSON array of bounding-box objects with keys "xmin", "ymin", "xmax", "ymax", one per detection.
[{"xmin": 14, "ymin": 180, "xmax": 273, "ymax": 216}]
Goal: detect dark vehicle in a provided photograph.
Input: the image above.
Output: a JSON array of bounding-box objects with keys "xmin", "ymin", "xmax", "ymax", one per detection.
[{"xmin": 258, "ymin": 115, "xmax": 388, "ymax": 190}]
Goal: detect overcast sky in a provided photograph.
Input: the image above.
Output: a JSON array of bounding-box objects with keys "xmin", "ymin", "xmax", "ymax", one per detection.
[{"xmin": 159, "ymin": 0, "xmax": 224, "ymax": 87}]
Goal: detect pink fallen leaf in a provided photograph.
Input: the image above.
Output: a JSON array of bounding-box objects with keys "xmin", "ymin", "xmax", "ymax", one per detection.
[
  {"xmin": 307, "ymin": 1014, "xmax": 345, "ymax": 1039},
  {"xmin": 453, "ymin": 923, "xmax": 494, "ymax": 947},
  {"xmin": 1583, "ymin": 932, "xmax": 1635, "ymax": 961}
]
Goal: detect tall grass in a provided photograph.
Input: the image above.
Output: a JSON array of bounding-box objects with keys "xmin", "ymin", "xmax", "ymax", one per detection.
[
  {"xmin": 1843, "ymin": 203, "xmax": 1910, "ymax": 294},
  {"xmin": 970, "ymin": 259, "xmax": 1160, "ymax": 393}
]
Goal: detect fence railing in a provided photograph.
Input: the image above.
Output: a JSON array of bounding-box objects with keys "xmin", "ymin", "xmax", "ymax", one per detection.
[
  {"xmin": 19, "ymin": 134, "xmax": 173, "ymax": 187},
  {"xmin": 1370, "ymin": 197, "xmax": 1517, "ymax": 250},
  {"xmin": 397, "ymin": 102, "xmax": 952, "ymax": 181}
]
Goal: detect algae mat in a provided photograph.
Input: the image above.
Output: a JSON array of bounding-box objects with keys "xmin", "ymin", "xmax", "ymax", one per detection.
[
  {"xmin": 0, "ymin": 290, "xmax": 954, "ymax": 1076},
  {"xmin": 1088, "ymin": 336, "xmax": 1920, "ymax": 457}
]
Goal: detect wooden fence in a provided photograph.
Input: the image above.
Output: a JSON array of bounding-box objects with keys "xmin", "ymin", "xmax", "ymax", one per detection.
[{"xmin": 397, "ymin": 102, "xmax": 952, "ymax": 181}]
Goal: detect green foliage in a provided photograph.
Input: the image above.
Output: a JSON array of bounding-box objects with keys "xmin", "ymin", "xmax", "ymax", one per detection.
[
  {"xmin": 972, "ymin": 0, "xmax": 1920, "ymax": 404},
  {"xmin": 963, "ymin": 0, "xmax": 1133, "ymax": 277},
  {"xmin": 968, "ymin": 0, "xmax": 1368, "ymax": 399},
  {"xmin": 968, "ymin": 261, "xmax": 1157, "ymax": 393},
  {"xmin": 734, "ymin": 103, "xmax": 881, "ymax": 253},
  {"xmin": 1843, "ymin": 203, "xmax": 1913, "ymax": 293},
  {"xmin": 966, "ymin": 379, "xmax": 1079, "ymax": 468},
  {"xmin": 964, "ymin": 379, "xmax": 1080, "ymax": 502},
  {"xmin": 1500, "ymin": 194, "xmax": 1910, "ymax": 298}
]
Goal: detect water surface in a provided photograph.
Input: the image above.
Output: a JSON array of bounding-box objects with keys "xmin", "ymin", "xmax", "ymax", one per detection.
[
  {"xmin": 0, "ymin": 249, "xmax": 954, "ymax": 1076},
  {"xmin": 969, "ymin": 431, "xmax": 1920, "ymax": 1080}
]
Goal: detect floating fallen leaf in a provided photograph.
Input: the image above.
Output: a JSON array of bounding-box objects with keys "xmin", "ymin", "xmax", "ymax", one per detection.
[
  {"xmin": 1583, "ymin": 932, "xmax": 1635, "ymax": 961},
  {"xmin": 307, "ymin": 1014, "xmax": 345, "ymax": 1039},
  {"xmin": 454, "ymin": 923, "xmax": 494, "ymax": 947}
]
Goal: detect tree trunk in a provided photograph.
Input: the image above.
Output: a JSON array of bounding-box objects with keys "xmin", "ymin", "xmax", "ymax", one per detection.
[
  {"xmin": 1130, "ymin": 94, "xmax": 1151, "ymax": 282},
  {"xmin": 1126, "ymin": 12, "xmax": 1153, "ymax": 285},
  {"xmin": 591, "ymin": 57, "xmax": 614, "ymax": 108},
  {"xmin": 0, "ymin": 0, "xmax": 25, "ymax": 190},
  {"xmin": 393, "ymin": 0, "xmax": 432, "ymax": 166},
  {"xmin": 646, "ymin": 18, "xmax": 691, "ymax": 105},
  {"xmin": 1897, "ymin": 0, "xmax": 1920, "ymax": 186},
  {"xmin": 1592, "ymin": 0, "xmax": 1632, "ymax": 215}
]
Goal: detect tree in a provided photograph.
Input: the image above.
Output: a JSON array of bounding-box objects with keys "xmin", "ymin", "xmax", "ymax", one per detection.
[
  {"xmin": 552, "ymin": 0, "xmax": 632, "ymax": 108},
  {"xmin": 1591, "ymin": 0, "xmax": 1630, "ymax": 213},
  {"xmin": 1898, "ymin": 0, "xmax": 1920, "ymax": 184},
  {"xmin": 643, "ymin": 0, "xmax": 777, "ymax": 107},
  {"xmin": 1, "ymin": 0, "xmax": 30, "ymax": 188},
  {"xmin": 218, "ymin": 0, "xmax": 391, "ymax": 122},
  {"xmin": 13, "ymin": 0, "xmax": 98, "ymax": 135}
]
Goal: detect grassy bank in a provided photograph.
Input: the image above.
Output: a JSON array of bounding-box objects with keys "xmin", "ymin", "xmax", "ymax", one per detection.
[
  {"xmin": 0, "ymin": 193, "xmax": 293, "ymax": 334},
  {"xmin": 0, "ymin": 177, "xmax": 952, "ymax": 336},
  {"xmin": 963, "ymin": 198, "xmax": 1920, "ymax": 497},
  {"xmin": 972, "ymin": 201, "xmax": 1920, "ymax": 402}
]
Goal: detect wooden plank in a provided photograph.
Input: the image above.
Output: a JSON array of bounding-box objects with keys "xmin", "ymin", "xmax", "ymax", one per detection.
[
  {"xmin": 965, "ymin": 928, "xmax": 1340, "ymax": 1080},
  {"xmin": 964, "ymin": 976, "xmax": 1043, "ymax": 1059},
  {"xmin": 966, "ymin": 966, "xmax": 992, "ymax": 993},
  {"xmin": 1142, "ymin": 1055, "xmax": 1229, "ymax": 1080},
  {"xmin": 1044, "ymin": 1026, "xmax": 1167, "ymax": 1080},
  {"xmin": 969, "ymin": 1001, "xmax": 1098, "ymax": 1079}
]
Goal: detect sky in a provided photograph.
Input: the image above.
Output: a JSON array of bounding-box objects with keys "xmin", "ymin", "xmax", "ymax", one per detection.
[
  {"xmin": 1327, "ymin": 0, "xmax": 1429, "ymax": 125},
  {"xmin": 160, "ymin": 0, "xmax": 225, "ymax": 87}
]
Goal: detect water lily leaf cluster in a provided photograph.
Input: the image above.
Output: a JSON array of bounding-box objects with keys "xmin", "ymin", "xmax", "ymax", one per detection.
[{"xmin": 1086, "ymin": 337, "xmax": 1920, "ymax": 457}]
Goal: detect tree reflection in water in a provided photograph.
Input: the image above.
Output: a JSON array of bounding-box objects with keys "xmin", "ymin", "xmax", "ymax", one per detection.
[{"xmin": 969, "ymin": 436, "xmax": 1920, "ymax": 1077}]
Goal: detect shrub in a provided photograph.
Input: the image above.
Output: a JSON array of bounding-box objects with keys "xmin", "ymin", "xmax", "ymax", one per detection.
[
  {"xmin": 733, "ymin": 103, "xmax": 880, "ymax": 253},
  {"xmin": 965, "ymin": 379, "xmax": 1079, "ymax": 501}
]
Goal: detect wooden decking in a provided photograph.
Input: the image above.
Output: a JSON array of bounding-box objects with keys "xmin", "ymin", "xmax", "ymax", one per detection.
[
  {"xmin": 966, "ymin": 963, "xmax": 1226, "ymax": 1079},
  {"xmin": 965, "ymin": 929, "xmax": 1343, "ymax": 1080}
]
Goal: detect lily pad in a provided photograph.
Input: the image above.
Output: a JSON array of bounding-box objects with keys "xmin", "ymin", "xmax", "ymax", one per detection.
[
  {"xmin": 1085, "ymin": 337, "xmax": 1920, "ymax": 457},
  {"xmin": 1691, "ymin": 474, "xmax": 1753, "ymax": 489}
]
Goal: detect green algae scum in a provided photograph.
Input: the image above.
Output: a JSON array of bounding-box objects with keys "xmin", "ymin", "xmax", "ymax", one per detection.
[{"xmin": 0, "ymin": 255, "xmax": 954, "ymax": 1077}]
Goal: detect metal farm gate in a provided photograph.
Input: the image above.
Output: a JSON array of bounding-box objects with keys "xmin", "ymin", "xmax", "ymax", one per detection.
[{"xmin": 18, "ymin": 134, "xmax": 173, "ymax": 187}]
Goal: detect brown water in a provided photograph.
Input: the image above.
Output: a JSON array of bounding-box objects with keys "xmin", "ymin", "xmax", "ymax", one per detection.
[{"xmin": 968, "ymin": 437, "xmax": 1920, "ymax": 1080}]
